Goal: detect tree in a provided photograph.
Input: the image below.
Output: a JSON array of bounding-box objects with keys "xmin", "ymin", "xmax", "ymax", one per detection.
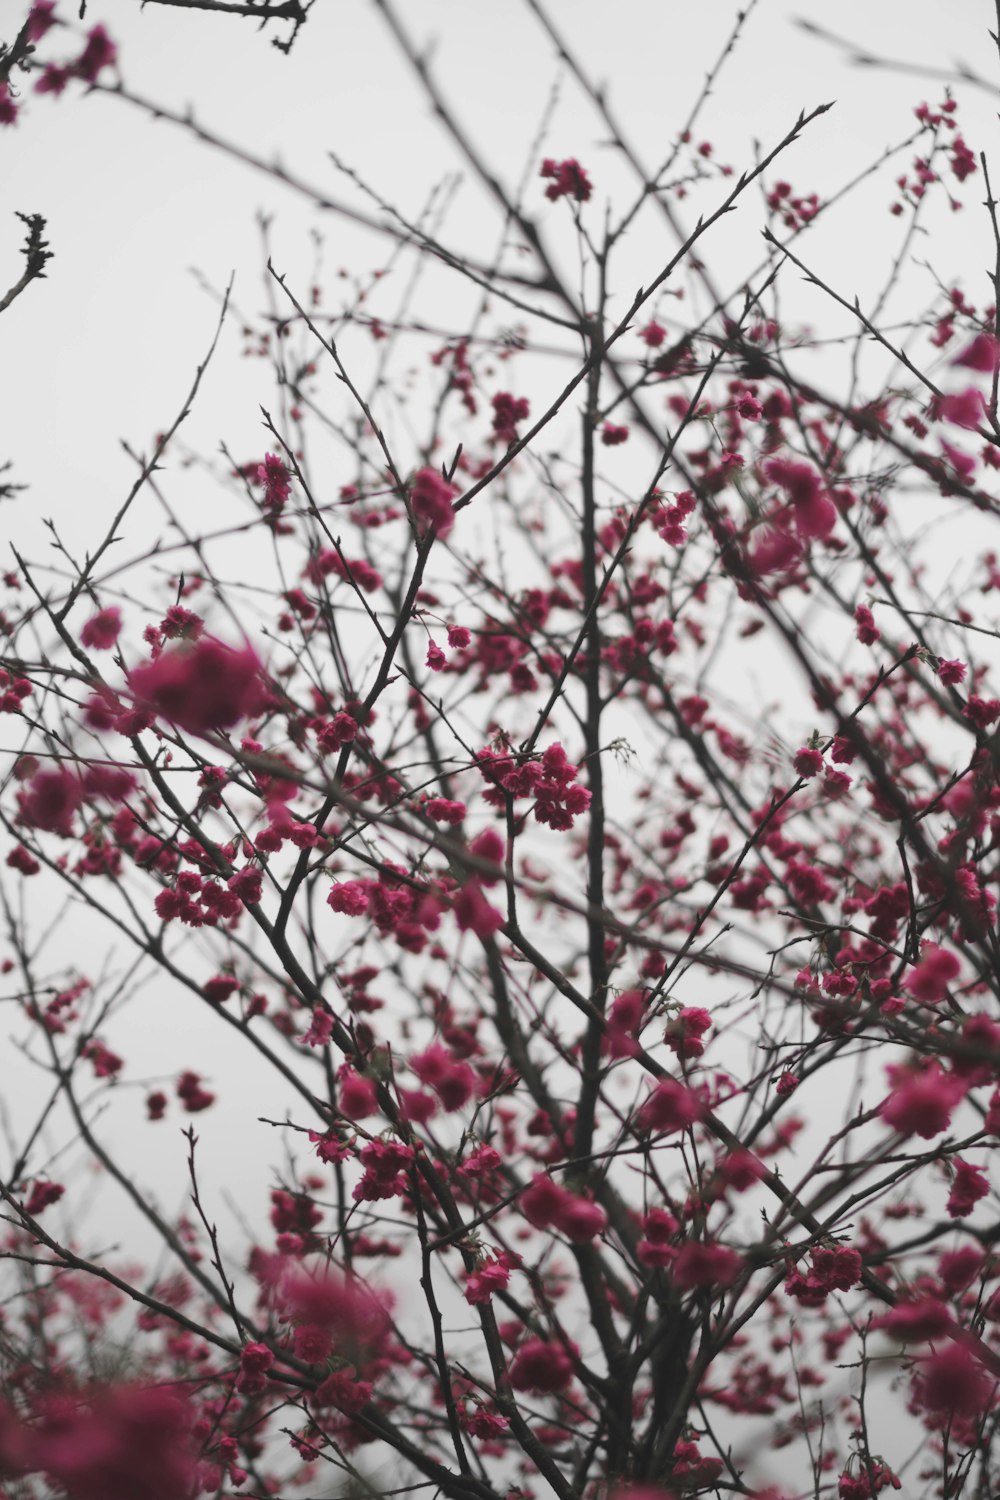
[{"xmin": 2, "ymin": 2, "xmax": 1000, "ymax": 1497}]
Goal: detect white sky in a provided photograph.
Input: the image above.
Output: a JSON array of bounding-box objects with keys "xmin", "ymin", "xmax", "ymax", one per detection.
[{"xmin": 2, "ymin": 0, "xmax": 996, "ymax": 566}]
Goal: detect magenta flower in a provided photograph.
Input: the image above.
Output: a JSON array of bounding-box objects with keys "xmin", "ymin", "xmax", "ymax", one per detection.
[
  {"xmin": 410, "ymin": 466, "xmax": 457, "ymax": 537},
  {"xmin": 80, "ymin": 605, "xmax": 122, "ymax": 650},
  {"xmin": 128, "ymin": 636, "xmax": 267, "ymax": 737}
]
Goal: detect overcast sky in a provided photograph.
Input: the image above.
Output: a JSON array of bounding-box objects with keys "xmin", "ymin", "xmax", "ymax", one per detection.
[{"xmin": 3, "ymin": 0, "xmax": 996, "ymax": 566}]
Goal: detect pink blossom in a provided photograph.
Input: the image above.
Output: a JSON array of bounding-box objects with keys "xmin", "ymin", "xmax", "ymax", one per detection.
[
  {"xmin": 31, "ymin": 1385, "xmax": 196, "ymax": 1500},
  {"xmin": 469, "ymin": 826, "xmax": 505, "ymax": 881},
  {"xmin": 176, "ymin": 1070, "xmax": 215, "ymax": 1112},
  {"xmin": 953, "ymin": 332, "xmax": 1000, "ymax": 372},
  {"xmin": 671, "ymin": 1240, "xmax": 742, "ymax": 1291},
  {"xmin": 256, "ymin": 451, "xmax": 291, "ymax": 508},
  {"xmin": 749, "ymin": 524, "xmax": 801, "ymax": 577},
  {"xmin": 764, "ymin": 456, "xmax": 837, "ymax": 540},
  {"xmin": 937, "ymin": 656, "xmax": 967, "ymax": 684},
  {"xmin": 73, "ymin": 24, "xmax": 117, "ymax": 83},
  {"xmin": 950, "ymin": 135, "xmax": 977, "ymax": 183},
  {"xmin": 453, "ymin": 880, "xmax": 504, "ymax": 939},
  {"xmin": 639, "ymin": 1078, "xmax": 703, "ymax": 1134},
  {"xmin": 639, "ymin": 320, "xmax": 666, "ymax": 347},
  {"xmin": 338, "ymin": 1068, "xmax": 379, "ymax": 1119},
  {"xmin": 236, "ymin": 1341, "xmax": 274, "ymax": 1395},
  {"xmin": 509, "ymin": 1337, "xmax": 576, "ymax": 1392},
  {"xmin": 716, "ymin": 1149, "xmax": 765, "ymax": 1192},
  {"xmin": 738, "ymin": 394, "xmax": 763, "ymax": 421},
  {"xmin": 916, "ymin": 1342, "xmax": 992, "ymax": 1416},
  {"xmin": 80, "ymin": 606, "xmax": 122, "ymax": 651},
  {"xmin": 904, "ymin": 943, "xmax": 960, "ymax": 1003},
  {"xmin": 941, "ymin": 438, "xmax": 977, "ymax": 479},
  {"xmin": 879, "ymin": 1061, "xmax": 966, "ymax": 1138},
  {"xmin": 17, "ymin": 766, "xmax": 82, "ymax": 836},
  {"xmin": 35, "ymin": 64, "xmax": 71, "ymax": 95},
  {"xmin": 278, "ymin": 1265, "xmax": 392, "ymax": 1370},
  {"xmin": 946, "ymin": 1157, "xmax": 989, "ymax": 1217},
  {"xmin": 552, "ymin": 1193, "xmax": 608, "ymax": 1243},
  {"xmin": 410, "ymin": 467, "xmax": 457, "ymax": 537},
  {"xmin": 0, "ymin": 85, "xmax": 18, "ymax": 126},
  {"xmin": 26, "ymin": 2, "xmax": 58, "ymax": 42},
  {"xmin": 492, "ymin": 391, "xmax": 530, "ymax": 444},
  {"xmin": 875, "ymin": 1295, "xmax": 953, "ymax": 1343},
  {"xmin": 464, "ymin": 1260, "xmax": 511, "ymax": 1304},
  {"xmin": 301, "ymin": 1006, "xmax": 334, "ymax": 1048},
  {"xmin": 854, "ymin": 603, "xmax": 880, "ymax": 645},
  {"xmin": 540, "ymin": 157, "xmax": 592, "ymax": 202},
  {"xmin": 313, "ymin": 1369, "xmax": 373, "ymax": 1412},
  {"xmin": 424, "ymin": 796, "xmax": 466, "ymax": 824},
  {"xmin": 935, "ymin": 387, "xmax": 986, "ymax": 430},
  {"xmin": 327, "ymin": 879, "xmax": 370, "ymax": 915},
  {"xmin": 521, "ymin": 1173, "xmax": 569, "ymax": 1229},
  {"xmin": 410, "ymin": 1041, "xmax": 477, "ymax": 1110},
  {"xmin": 128, "ymin": 636, "xmax": 266, "ymax": 737},
  {"xmin": 203, "ymin": 974, "xmax": 239, "ymax": 1004},
  {"xmin": 604, "ymin": 988, "xmax": 645, "ymax": 1058},
  {"xmin": 601, "ymin": 422, "xmax": 629, "ymax": 446},
  {"xmin": 24, "ymin": 1180, "xmax": 64, "ymax": 1216},
  {"xmin": 793, "ymin": 746, "xmax": 824, "ymax": 779}
]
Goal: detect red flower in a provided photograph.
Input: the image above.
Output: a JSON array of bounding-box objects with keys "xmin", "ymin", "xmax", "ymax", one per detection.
[
  {"xmin": 937, "ymin": 656, "xmax": 967, "ymax": 684},
  {"xmin": 410, "ymin": 467, "xmax": 457, "ymax": 538},
  {"xmin": 764, "ymin": 456, "xmax": 837, "ymax": 540},
  {"xmin": 409, "ymin": 1041, "xmax": 477, "ymax": 1111},
  {"xmin": 278, "ymin": 1265, "xmax": 392, "ymax": 1370},
  {"xmin": 31, "ymin": 1385, "xmax": 195, "ymax": 1500},
  {"xmin": 854, "ymin": 603, "xmax": 880, "ymax": 645},
  {"xmin": 946, "ymin": 1157, "xmax": 989, "ymax": 1217},
  {"xmin": 35, "ymin": 65, "xmax": 71, "ymax": 95},
  {"xmin": 327, "ymin": 880, "xmax": 370, "ymax": 915},
  {"xmin": 26, "ymin": 2, "xmax": 57, "ymax": 42},
  {"xmin": 552, "ymin": 1195, "xmax": 608, "ymax": 1242},
  {"xmin": 879, "ymin": 1062, "xmax": 965, "ymax": 1138},
  {"xmin": 793, "ymin": 746, "xmax": 824, "ymax": 779},
  {"xmin": 80, "ymin": 606, "xmax": 122, "ymax": 650},
  {"xmin": 935, "ymin": 387, "xmax": 986, "ymax": 430},
  {"xmin": 469, "ymin": 827, "xmax": 505, "ymax": 881},
  {"xmin": 953, "ymin": 332, "xmax": 1000, "ymax": 372},
  {"xmin": 338, "ymin": 1068, "xmax": 379, "ymax": 1120},
  {"xmin": 639, "ymin": 1078, "xmax": 703, "ymax": 1134},
  {"xmin": 17, "ymin": 766, "xmax": 82, "ymax": 836},
  {"xmin": 129, "ymin": 636, "xmax": 266, "ymax": 737},
  {"xmin": 24, "ymin": 1180, "xmax": 64, "ymax": 1216},
  {"xmin": 540, "ymin": 158, "xmax": 592, "ymax": 203},
  {"xmin": 492, "ymin": 391, "xmax": 530, "ymax": 444},
  {"xmin": 73, "ymin": 24, "xmax": 117, "ymax": 83},
  {"xmin": 236, "ymin": 1341, "xmax": 274, "ymax": 1395},
  {"xmin": 904, "ymin": 944, "xmax": 960, "ymax": 1003},
  {"xmin": 915, "ymin": 1342, "xmax": 992, "ymax": 1416},
  {"xmin": 749, "ymin": 523, "xmax": 801, "ymax": 577},
  {"xmin": 509, "ymin": 1337, "xmax": 576, "ymax": 1392},
  {"xmin": 465, "ymin": 1260, "xmax": 511, "ymax": 1305},
  {"xmin": 671, "ymin": 1240, "xmax": 742, "ymax": 1291},
  {"xmin": 875, "ymin": 1295, "xmax": 953, "ymax": 1343},
  {"xmin": 453, "ymin": 880, "xmax": 504, "ymax": 940}
]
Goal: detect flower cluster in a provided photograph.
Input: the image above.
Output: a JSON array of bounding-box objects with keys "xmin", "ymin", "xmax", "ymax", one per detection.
[{"xmin": 540, "ymin": 157, "xmax": 593, "ymax": 202}]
